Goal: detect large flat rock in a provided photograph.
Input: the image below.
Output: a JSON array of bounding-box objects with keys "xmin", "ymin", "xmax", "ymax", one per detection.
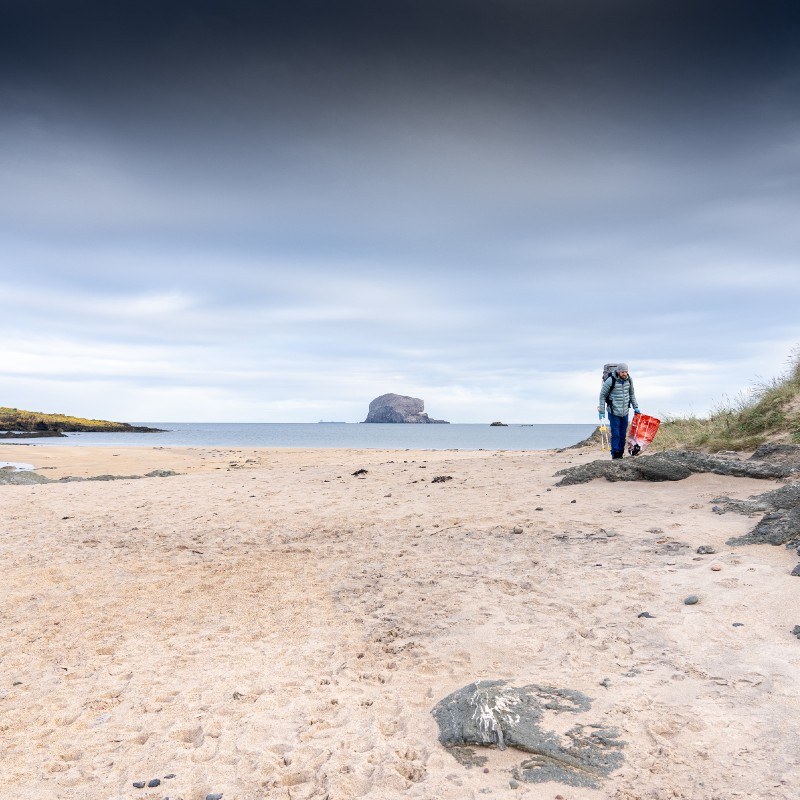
[
  {"xmin": 432, "ymin": 680, "xmax": 624, "ymax": 788},
  {"xmin": 555, "ymin": 450, "xmax": 797, "ymax": 486}
]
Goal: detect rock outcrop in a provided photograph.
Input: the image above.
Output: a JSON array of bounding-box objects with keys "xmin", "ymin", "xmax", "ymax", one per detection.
[
  {"xmin": 0, "ymin": 470, "xmax": 179, "ymax": 486},
  {"xmin": 554, "ymin": 450, "xmax": 797, "ymax": 486},
  {"xmin": 553, "ymin": 445, "xmax": 800, "ymax": 553},
  {"xmin": 431, "ymin": 680, "xmax": 624, "ymax": 788},
  {"xmin": 712, "ymin": 481, "xmax": 800, "ymax": 550},
  {"xmin": 363, "ymin": 394, "xmax": 449, "ymax": 424}
]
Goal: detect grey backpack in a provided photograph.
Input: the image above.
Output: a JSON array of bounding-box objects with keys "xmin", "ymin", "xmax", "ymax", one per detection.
[
  {"xmin": 601, "ymin": 364, "xmax": 633, "ymax": 410},
  {"xmin": 602, "ymin": 363, "xmax": 618, "ymax": 382}
]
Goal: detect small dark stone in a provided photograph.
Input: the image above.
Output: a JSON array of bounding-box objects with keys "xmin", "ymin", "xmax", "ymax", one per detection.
[
  {"xmin": 684, "ymin": 595, "xmax": 700, "ymax": 605},
  {"xmin": 570, "ymin": 499, "xmax": 576, "ymax": 504},
  {"xmin": 164, "ymin": 774, "xmax": 176, "ymax": 779},
  {"xmin": 637, "ymin": 611, "xmax": 654, "ymax": 618},
  {"xmin": 133, "ymin": 782, "xmax": 146, "ymax": 789},
  {"xmin": 431, "ymin": 475, "xmax": 453, "ymax": 483},
  {"xmin": 12, "ymin": 681, "xmax": 22, "ymax": 686},
  {"xmin": 732, "ymin": 623, "xmax": 745, "ymax": 627},
  {"xmin": 148, "ymin": 779, "xmax": 161, "ymax": 788},
  {"xmin": 206, "ymin": 794, "xmax": 224, "ymax": 800},
  {"xmin": 696, "ymin": 546, "xmax": 716, "ymax": 554},
  {"xmin": 792, "ymin": 625, "xmax": 800, "ymax": 639},
  {"xmin": 791, "ymin": 564, "xmax": 800, "ymax": 577},
  {"xmin": 352, "ymin": 468, "xmax": 368, "ymax": 477},
  {"xmin": 535, "ymin": 507, "xmax": 544, "ymax": 511}
]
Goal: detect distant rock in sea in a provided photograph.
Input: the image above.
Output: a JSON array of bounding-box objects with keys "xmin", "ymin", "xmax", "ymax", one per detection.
[{"xmin": 363, "ymin": 393, "xmax": 449, "ymax": 424}]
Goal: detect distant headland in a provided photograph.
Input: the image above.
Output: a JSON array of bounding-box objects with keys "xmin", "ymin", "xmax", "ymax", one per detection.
[
  {"xmin": 363, "ymin": 394, "xmax": 449, "ymax": 424},
  {"xmin": 0, "ymin": 407, "xmax": 165, "ymax": 435}
]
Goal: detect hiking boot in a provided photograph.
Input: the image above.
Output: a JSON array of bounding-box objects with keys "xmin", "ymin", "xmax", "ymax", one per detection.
[{"xmin": 611, "ymin": 451, "xmax": 623, "ymax": 460}]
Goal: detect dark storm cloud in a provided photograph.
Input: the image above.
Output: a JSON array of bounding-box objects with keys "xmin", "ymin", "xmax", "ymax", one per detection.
[{"xmin": 4, "ymin": 0, "xmax": 799, "ymax": 134}]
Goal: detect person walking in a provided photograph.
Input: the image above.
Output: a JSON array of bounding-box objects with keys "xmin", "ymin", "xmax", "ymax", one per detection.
[{"xmin": 599, "ymin": 363, "xmax": 640, "ymax": 459}]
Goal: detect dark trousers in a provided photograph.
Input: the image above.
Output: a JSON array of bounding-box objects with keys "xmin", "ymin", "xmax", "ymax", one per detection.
[{"xmin": 608, "ymin": 412, "xmax": 629, "ymax": 457}]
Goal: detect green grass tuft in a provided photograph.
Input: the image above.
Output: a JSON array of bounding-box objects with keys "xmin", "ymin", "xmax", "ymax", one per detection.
[{"xmin": 652, "ymin": 348, "xmax": 800, "ymax": 452}]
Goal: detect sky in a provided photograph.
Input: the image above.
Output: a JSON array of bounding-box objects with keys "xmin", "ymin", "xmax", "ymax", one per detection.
[{"xmin": 1, "ymin": 0, "xmax": 799, "ymax": 424}]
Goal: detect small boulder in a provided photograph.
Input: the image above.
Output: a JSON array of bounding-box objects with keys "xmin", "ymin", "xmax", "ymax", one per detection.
[{"xmin": 683, "ymin": 595, "xmax": 700, "ymax": 605}]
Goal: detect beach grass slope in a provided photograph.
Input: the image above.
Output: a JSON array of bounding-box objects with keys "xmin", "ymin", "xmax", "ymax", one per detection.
[{"xmin": 653, "ymin": 349, "xmax": 800, "ymax": 452}]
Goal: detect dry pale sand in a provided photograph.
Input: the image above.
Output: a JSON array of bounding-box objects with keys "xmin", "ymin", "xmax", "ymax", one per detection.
[{"xmin": 1, "ymin": 443, "xmax": 799, "ymax": 800}]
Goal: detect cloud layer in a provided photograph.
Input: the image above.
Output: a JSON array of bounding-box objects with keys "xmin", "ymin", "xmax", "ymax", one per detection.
[{"xmin": 1, "ymin": 1, "xmax": 799, "ymax": 421}]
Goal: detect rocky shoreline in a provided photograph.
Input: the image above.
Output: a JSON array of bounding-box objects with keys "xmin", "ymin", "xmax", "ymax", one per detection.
[
  {"xmin": 0, "ymin": 430, "xmax": 65, "ymax": 439},
  {"xmin": 555, "ymin": 443, "xmax": 800, "ymax": 561}
]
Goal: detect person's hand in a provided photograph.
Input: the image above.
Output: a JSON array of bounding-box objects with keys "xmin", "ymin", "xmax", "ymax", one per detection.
[
  {"xmin": 633, "ymin": 407, "xmax": 641, "ymax": 415},
  {"xmin": 598, "ymin": 411, "xmax": 605, "ymax": 421}
]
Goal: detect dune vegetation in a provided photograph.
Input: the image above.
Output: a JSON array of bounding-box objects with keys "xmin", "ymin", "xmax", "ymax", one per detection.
[{"xmin": 652, "ymin": 349, "xmax": 800, "ymax": 452}]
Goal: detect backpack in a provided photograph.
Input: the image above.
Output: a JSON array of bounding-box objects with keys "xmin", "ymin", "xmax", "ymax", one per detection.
[{"xmin": 601, "ymin": 363, "xmax": 633, "ymax": 411}]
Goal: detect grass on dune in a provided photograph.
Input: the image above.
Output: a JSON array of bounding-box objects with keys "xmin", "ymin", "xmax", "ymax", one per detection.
[{"xmin": 651, "ymin": 349, "xmax": 800, "ymax": 452}]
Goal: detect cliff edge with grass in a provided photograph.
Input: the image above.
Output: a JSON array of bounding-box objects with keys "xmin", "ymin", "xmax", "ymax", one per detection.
[{"xmin": 0, "ymin": 407, "xmax": 163, "ymax": 434}]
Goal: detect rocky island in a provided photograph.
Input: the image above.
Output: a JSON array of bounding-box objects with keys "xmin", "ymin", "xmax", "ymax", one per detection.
[{"xmin": 363, "ymin": 393, "xmax": 449, "ymax": 424}]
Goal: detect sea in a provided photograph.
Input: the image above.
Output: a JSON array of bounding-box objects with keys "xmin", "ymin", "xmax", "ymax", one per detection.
[{"xmin": 7, "ymin": 423, "xmax": 595, "ymax": 451}]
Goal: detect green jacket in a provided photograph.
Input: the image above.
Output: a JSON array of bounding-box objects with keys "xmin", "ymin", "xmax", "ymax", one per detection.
[{"xmin": 600, "ymin": 373, "xmax": 638, "ymax": 417}]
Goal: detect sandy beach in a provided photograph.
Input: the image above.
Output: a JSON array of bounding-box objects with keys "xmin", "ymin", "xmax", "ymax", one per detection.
[{"xmin": 1, "ymin": 443, "xmax": 798, "ymax": 800}]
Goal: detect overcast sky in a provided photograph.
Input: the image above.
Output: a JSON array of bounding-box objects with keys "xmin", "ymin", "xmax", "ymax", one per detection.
[{"xmin": 1, "ymin": 0, "xmax": 799, "ymax": 423}]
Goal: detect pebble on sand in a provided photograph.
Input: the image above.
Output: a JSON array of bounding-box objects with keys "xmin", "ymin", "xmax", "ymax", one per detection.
[
  {"xmin": 791, "ymin": 564, "xmax": 800, "ymax": 577},
  {"xmin": 132, "ymin": 781, "xmax": 145, "ymax": 788},
  {"xmin": 512, "ymin": 526, "xmax": 524, "ymax": 534},
  {"xmin": 638, "ymin": 611, "xmax": 655, "ymax": 618},
  {"xmin": 206, "ymin": 794, "xmax": 224, "ymax": 800},
  {"xmin": 147, "ymin": 778, "xmax": 160, "ymax": 788},
  {"xmin": 684, "ymin": 595, "xmax": 700, "ymax": 605},
  {"xmin": 696, "ymin": 546, "xmax": 716, "ymax": 554},
  {"xmin": 711, "ymin": 564, "xmax": 722, "ymax": 571}
]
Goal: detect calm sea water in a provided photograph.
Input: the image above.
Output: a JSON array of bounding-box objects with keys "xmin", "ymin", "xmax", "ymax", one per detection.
[{"xmin": 9, "ymin": 423, "xmax": 595, "ymax": 451}]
